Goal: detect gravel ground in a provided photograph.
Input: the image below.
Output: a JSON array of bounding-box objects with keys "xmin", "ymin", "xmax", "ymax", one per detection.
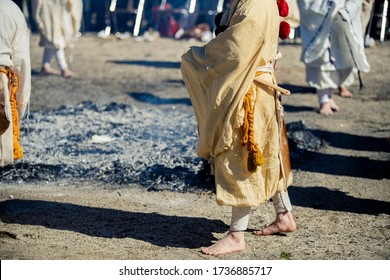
[{"xmin": 0, "ymin": 34, "xmax": 389, "ymax": 260}]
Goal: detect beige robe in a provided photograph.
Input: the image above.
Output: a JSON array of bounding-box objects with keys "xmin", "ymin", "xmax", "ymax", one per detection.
[
  {"xmin": 0, "ymin": 0, "xmax": 31, "ymax": 166},
  {"xmin": 181, "ymin": 0, "xmax": 291, "ymax": 207},
  {"xmin": 32, "ymin": 0, "xmax": 83, "ymax": 49}
]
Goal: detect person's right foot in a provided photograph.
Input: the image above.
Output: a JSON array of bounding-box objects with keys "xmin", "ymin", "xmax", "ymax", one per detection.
[{"xmin": 61, "ymin": 68, "xmax": 76, "ymax": 78}]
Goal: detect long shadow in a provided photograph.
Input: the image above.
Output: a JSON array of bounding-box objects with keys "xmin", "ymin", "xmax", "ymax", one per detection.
[
  {"xmin": 284, "ymin": 104, "xmax": 316, "ymax": 113},
  {"xmin": 291, "ymin": 150, "xmax": 390, "ymax": 179},
  {"xmin": 288, "ymin": 186, "xmax": 390, "ymax": 215},
  {"xmin": 311, "ymin": 130, "xmax": 390, "ymax": 152},
  {"xmin": 129, "ymin": 92, "xmax": 192, "ymax": 106},
  {"xmin": 279, "ymin": 84, "xmax": 316, "ymax": 94},
  {"xmin": 108, "ymin": 60, "xmax": 180, "ymax": 69},
  {"xmin": 0, "ymin": 199, "xmax": 226, "ymax": 248}
]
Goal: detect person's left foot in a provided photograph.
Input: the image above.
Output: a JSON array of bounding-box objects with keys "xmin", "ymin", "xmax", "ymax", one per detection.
[
  {"xmin": 254, "ymin": 211, "xmax": 296, "ymax": 236},
  {"xmin": 339, "ymin": 86, "xmax": 353, "ymax": 98}
]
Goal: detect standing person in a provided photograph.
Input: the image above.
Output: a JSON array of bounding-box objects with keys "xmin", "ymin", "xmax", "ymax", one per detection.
[
  {"xmin": 181, "ymin": 0, "xmax": 296, "ymax": 256},
  {"xmin": 0, "ymin": 0, "xmax": 31, "ymax": 166},
  {"xmin": 361, "ymin": 0, "xmax": 375, "ymax": 47},
  {"xmin": 298, "ymin": 0, "xmax": 370, "ymax": 115},
  {"xmin": 31, "ymin": 0, "xmax": 83, "ymax": 78}
]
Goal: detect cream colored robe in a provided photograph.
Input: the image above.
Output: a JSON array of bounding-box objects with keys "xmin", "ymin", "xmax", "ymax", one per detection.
[
  {"xmin": 0, "ymin": 0, "xmax": 31, "ymax": 166},
  {"xmin": 181, "ymin": 0, "xmax": 291, "ymax": 207},
  {"xmin": 32, "ymin": 0, "xmax": 83, "ymax": 49}
]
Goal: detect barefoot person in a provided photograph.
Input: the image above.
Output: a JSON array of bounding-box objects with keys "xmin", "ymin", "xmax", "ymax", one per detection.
[
  {"xmin": 297, "ymin": 0, "xmax": 370, "ymax": 116},
  {"xmin": 0, "ymin": 0, "xmax": 31, "ymax": 166},
  {"xmin": 181, "ymin": 0, "xmax": 296, "ymax": 256},
  {"xmin": 31, "ymin": 0, "xmax": 83, "ymax": 78}
]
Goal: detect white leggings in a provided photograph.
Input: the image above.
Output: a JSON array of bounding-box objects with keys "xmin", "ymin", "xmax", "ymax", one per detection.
[
  {"xmin": 317, "ymin": 88, "xmax": 334, "ymax": 104},
  {"xmin": 230, "ymin": 190, "xmax": 293, "ymax": 232},
  {"xmin": 42, "ymin": 47, "xmax": 68, "ymax": 70}
]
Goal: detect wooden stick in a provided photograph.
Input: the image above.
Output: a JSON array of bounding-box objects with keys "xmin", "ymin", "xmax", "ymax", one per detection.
[{"xmin": 254, "ymin": 76, "xmax": 291, "ymax": 95}]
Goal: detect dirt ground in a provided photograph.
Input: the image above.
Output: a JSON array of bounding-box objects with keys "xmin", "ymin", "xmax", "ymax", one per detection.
[{"xmin": 0, "ymin": 34, "xmax": 389, "ymax": 260}]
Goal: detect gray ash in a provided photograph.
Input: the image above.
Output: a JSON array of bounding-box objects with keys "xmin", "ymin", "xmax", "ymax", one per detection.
[{"xmin": 0, "ymin": 101, "xmax": 213, "ymax": 192}]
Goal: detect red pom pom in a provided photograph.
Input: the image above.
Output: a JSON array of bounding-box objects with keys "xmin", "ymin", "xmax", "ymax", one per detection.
[
  {"xmin": 279, "ymin": 20, "xmax": 290, "ymax": 40},
  {"xmin": 277, "ymin": 0, "xmax": 289, "ymax": 17}
]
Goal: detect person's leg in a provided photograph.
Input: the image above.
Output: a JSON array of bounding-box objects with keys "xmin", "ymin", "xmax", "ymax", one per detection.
[
  {"xmin": 201, "ymin": 206, "xmax": 250, "ymax": 256},
  {"xmin": 41, "ymin": 47, "xmax": 61, "ymax": 75},
  {"xmin": 54, "ymin": 49, "xmax": 76, "ymax": 78},
  {"xmin": 254, "ymin": 190, "xmax": 296, "ymax": 236},
  {"xmin": 317, "ymin": 88, "xmax": 339, "ymax": 115}
]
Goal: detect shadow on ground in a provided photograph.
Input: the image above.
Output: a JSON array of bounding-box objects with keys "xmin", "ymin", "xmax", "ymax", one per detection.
[
  {"xmin": 311, "ymin": 130, "xmax": 390, "ymax": 152},
  {"xmin": 291, "ymin": 150, "xmax": 390, "ymax": 180},
  {"xmin": 0, "ymin": 199, "xmax": 227, "ymax": 248},
  {"xmin": 109, "ymin": 60, "xmax": 181, "ymax": 69},
  {"xmin": 128, "ymin": 92, "xmax": 191, "ymax": 106},
  {"xmin": 289, "ymin": 185, "xmax": 390, "ymax": 215}
]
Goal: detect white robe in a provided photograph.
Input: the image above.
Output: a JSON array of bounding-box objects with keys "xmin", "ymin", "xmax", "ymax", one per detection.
[
  {"xmin": 297, "ymin": 0, "xmax": 370, "ymax": 89},
  {"xmin": 32, "ymin": 0, "xmax": 83, "ymax": 50},
  {"xmin": 0, "ymin": 0, "xmax": 31, "ymax": 166}
]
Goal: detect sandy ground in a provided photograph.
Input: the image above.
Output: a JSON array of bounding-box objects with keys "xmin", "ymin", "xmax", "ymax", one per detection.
[{"xmin": 0, "ymin": 34, "xmax": 389, "ymax": 260}]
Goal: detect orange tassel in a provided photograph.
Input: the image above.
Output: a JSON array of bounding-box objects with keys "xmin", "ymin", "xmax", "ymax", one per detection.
[
  {"xmin": 241, "ymin": 86, "xmax": 264, "ymax": 172},
  {"xmin": 0, "ymin": 67, "xmax": 23, "ymax": 160}
]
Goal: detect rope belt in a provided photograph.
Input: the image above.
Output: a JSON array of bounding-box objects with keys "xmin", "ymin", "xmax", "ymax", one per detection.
[
  {"xmin": 240, "ymin": 63, "xmax": 290, "ymax": 173},
  {"xmin": 0, "ymin": 66, "xmax": 23, "ymax": 160}
]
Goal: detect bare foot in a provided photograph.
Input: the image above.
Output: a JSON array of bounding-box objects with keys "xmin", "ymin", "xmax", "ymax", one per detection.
[
  {"xmin": 254, "ymin": 211, "xmax": 296, "ymax": 236},
  {"xmin": 329, "ymin": 98, "xmax": 339, "ymax": 111},
  {"xmin": 41, "ymin": 66, "xmax": 61, "ymax": 76},
  {"xmin": 339, "ymin": 86, "xmax": 353, "ymax": 98},
  {"xmin": 61, "ymin": 68, "xmax": 76, "ymax": 78},
  {"xmin": 319, "ymin": 102, "xmax": 334, "ymax": 116},
  {"xmin": 201, "ymin": 231, "xmax": 245, "ymax": 256}
]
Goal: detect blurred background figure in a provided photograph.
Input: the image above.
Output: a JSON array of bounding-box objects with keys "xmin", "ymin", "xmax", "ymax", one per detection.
[
  {"xmin": 361, "ymin": 0, "xmax": 376, "ymax": 47},
  {"xmin": 0, "ymin": 0, "xmax": 31, "ymax": 166},
  {"xmin": 298, "ymin": 0, "xmax": 370, "ymax": 116},
  {"xmin": 285, "ymin": 0, "xmax": 300, "ymax": 41},
  {"xmin": 31, "ymin": 0, "xmax": 83, "ymax": 78}
]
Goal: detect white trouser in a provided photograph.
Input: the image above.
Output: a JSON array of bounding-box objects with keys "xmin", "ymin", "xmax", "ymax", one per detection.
[
  {"xmin": 42, "ymin": 47, "xmax": 68, "ymax": 70},
  {"xmin": 230, "ymin": 190, "xmax": 293, "ymax": 232},
  {"xmin": 316, "ymin": 88, "xmax": 334, "ymax": 104}
]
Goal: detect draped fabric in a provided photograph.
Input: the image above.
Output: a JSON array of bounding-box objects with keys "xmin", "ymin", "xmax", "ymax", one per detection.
[
  {"xmin": 0, "ymin": 0, "xmax": 31, "ymax": 166},
  {"xmin": 181, "ymin": 0, "xmax": 291, "ymax": 206},
  {"xmin": 32, "ymin": 0, "xmax": 83, "ymax": 49},
  {"xmin": 298, "ymin": 0, "xmax": 370, "ymax": 89}
]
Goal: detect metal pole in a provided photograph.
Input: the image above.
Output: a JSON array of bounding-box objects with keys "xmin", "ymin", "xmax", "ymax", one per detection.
[
  {"xmin": 133, "ymin": 0, "xmax": 146, "ymax": 37},
  {"xmin": 217, "ymin": 0, "xmax": 224, "ymax": 13},
  {"xmin": 380, "ymin": 0, "xmax": 388, "ymax": 42},
  {"xmin": 189, "ymin": 0, "xmax": 197, "ymax": 14}
]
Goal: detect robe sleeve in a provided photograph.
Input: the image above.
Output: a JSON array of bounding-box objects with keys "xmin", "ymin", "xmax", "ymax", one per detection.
[{"xmin": 0, "ymin": 8, "xmax": 31, "ymax": 119}]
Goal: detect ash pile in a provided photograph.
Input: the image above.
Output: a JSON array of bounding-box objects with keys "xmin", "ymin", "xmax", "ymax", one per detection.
[
  {"xmin": 0, "ymin": 102, "xmax": 324, "ymax": 192},
  {"xmin": 0, "ymin": 102, "xmax": 212, "ymax": 192},
  {"xmin": 286, "ymin": 120, "xmax": 327, "ymax": 158}
]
